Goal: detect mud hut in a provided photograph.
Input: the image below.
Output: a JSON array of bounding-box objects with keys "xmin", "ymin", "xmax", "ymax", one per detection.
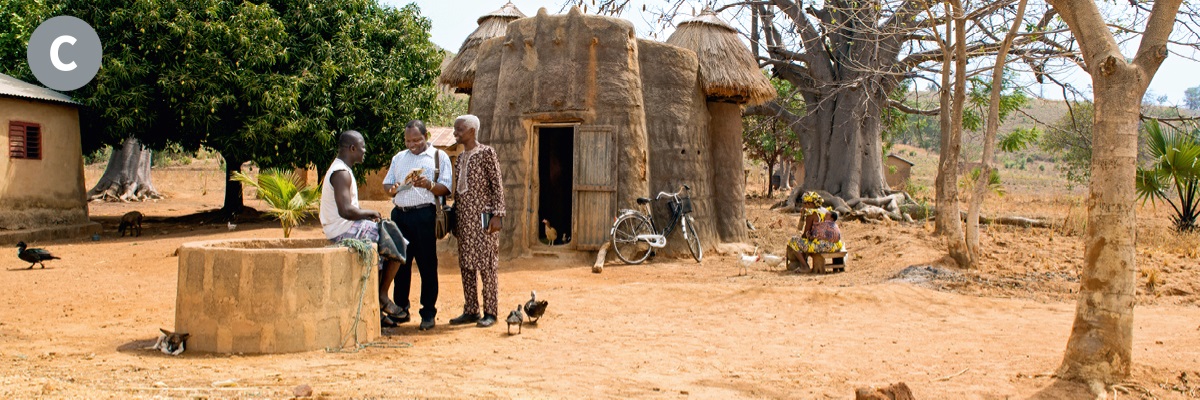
[
  {"xmin": 441, "ymin": 5, "xmax": 773, "ymax": 258},
  {"xmin": 439, "ymin": 2, "xmax": 526, "ymax": 94},
  {"xmin": 666, "ymin": 10, "xmax": 774, "ymax": 243}
]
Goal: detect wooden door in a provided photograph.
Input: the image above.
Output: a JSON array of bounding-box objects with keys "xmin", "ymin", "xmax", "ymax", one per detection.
[{"xmin": 571, "ymin": 126, "xmax": 616, "ymax": 250}]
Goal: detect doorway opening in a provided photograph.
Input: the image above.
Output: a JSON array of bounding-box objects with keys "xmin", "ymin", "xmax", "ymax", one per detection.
[{"xmin": 537, "ymin": 126, "xmax": 574, "ymax": 246}]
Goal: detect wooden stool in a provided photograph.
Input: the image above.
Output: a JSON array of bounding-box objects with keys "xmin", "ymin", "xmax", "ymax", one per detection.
[{"xmin": 811, "ymin": 250, "xmax": 849, "ymax": 273}]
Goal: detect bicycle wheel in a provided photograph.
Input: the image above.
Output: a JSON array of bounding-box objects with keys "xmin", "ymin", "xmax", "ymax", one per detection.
[
  {"xmin": 611, "ymin": 214, "xmax": 654, "ymax": 264},
  {"xmin": 684, "ymin": 215, "xmax": 703, "ymax": 262}
]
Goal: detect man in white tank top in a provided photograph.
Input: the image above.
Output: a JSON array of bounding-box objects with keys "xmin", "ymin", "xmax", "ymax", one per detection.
[{"xmin": 320, "ymin": 130, "xmax": 407, "ymax": 326}]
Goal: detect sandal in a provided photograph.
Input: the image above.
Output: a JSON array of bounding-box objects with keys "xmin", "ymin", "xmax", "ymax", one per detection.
[{"xmin": 381, "ymin": 299, "xmax": 408, "ymax": 319}]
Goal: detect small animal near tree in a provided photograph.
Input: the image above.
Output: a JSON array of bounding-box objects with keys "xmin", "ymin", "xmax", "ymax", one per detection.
[
  {"xmin": 118, "ymin": 211, "xmax": 144, "ymax": 237},
  {"xmin": 231, "ymin": 169, "xmax": 320, "ymax": 238}
]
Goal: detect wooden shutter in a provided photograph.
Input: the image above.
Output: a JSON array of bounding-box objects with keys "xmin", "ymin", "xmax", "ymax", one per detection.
[
  {"xmin": 8, "ymin": 122, "xmax": 41, "ymax": 160},
  {"xmin": 571, "ymin": 126, "xmax": 617, "ymax": 250}
]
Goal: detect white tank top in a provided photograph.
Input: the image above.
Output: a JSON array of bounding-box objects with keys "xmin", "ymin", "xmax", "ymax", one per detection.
[{"xmin": 320, "ymin": 158, "xmax": 359, "ymax": 239}]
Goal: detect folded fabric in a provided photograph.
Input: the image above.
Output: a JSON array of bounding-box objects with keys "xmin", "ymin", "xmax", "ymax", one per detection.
[{"xmin": 377, "ymin": 219, "xmax": 409, "ymax": 264}]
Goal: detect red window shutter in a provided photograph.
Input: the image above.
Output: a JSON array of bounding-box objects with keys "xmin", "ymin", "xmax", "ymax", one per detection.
[
  {"xmin": 8, "ymin": 123, "xmax": 26, "ymax": 159},
  {"xmin": 8, "ymin": 122, "xmax": 41, "ymax": 160}
]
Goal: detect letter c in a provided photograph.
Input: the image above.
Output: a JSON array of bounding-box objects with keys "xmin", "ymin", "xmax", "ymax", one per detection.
[{"xmin": 50, "ymin": 35, "xmax": 77, "ymax": 72}]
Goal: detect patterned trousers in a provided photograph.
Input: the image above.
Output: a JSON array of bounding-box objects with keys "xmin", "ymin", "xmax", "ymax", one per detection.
[{"xmin": 456, "ymin": 211, "xmax": 500, "ymax": 317}]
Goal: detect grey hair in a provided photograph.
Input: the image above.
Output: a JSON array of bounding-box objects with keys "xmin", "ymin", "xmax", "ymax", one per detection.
[{"xmin": 455, "ymin": 114, "xmax": 480, "ymax": 132}]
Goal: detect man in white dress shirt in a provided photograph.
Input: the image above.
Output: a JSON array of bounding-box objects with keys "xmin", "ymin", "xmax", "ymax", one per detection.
[{"xmin": 382, "ymin": 120, "xmax": 453, "ymax": 331}]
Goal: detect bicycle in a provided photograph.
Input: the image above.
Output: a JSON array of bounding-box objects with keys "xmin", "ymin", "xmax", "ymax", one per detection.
[{"xmin": 609, "ymin": 184, "xmax": 702, "ymax": 264}]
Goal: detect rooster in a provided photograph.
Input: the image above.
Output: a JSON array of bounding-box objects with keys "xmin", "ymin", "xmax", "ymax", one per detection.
[
  {"xmin": 17, "ymin": 242, "xmax": 59, "ymax": 269},
  {"xmin": 523, "ymin": 291, "xmax": 549, "ymax": 324},
  {"xmin": 541, "ymin": 219, "xmax": 558, "ymax": 245},
  {"xmin": 506, "ymin": 304, "xmax": 524, "ymax": 335},
  {"xmin": 738, "ymin": 247, "xmax": 760, "ymax": 276}
]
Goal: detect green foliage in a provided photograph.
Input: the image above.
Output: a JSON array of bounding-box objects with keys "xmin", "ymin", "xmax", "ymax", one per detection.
[
  {"xmin": 743, "ymin": 74, "xmax": 803, "ymax": 193},
  {"xmin": 151, "ymin": 142, "xmax": 193, "ymax": 167},
  {"xmin": 84, "ymin": 145, "xmax": 113, "ymax": 165},
  {"xmin": 231, "ymin": 168, "xmax": 321, "ymax": 238},
  {"xmin": 2, "ymin": 0, "xmax": 443, "ymax": 211},
  {"xmin": 999, "ymin": 127, "xmax": 1041, "ymax": 153},
  {"xmin": 1135, "ymin": 119, "xmax": 1200, "ymax": 232},
  {"xmin": 885, "ymin": 76, "xmax": 1028, "ymax": 153},
  {"xmin": 0, "ymin": 0, "xmax": 62, "ymax": 79},
  {"xmin": 1185, "ymin": 86, "xmax": 1200, "ymax": 110},
  {"xmin": 959, "ymin": 167, "xmax": 1005, "ymax": 198},
  {"xmin": 429, "ymin": 92, "xmax": 469, "ymax": 127},
  {"xmin": 962, "ymin": 76, "xmax": 1030, "ymax": 132},
  {"xmin": 1039, "ymin": 102, "xmax": 1093, "ymax": 185}
]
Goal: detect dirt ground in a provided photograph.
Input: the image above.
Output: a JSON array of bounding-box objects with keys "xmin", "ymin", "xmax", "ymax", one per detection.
[{"xmin": 2, "ymin": 157, "xmax": 1199, "ymax": 399}]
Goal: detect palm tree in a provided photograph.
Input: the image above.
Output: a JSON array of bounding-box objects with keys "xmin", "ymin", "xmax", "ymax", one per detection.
[
  {"xmin": 231, "ymin": 169, "xmax": 321, "ymax": 238},
  {"xmin": 1136, "ymin": 119, "xmax": 1200, "ymax": 232}
]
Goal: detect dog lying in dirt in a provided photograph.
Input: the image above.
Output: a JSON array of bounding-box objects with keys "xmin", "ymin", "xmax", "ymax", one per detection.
[{"xmin": 150, "ymin": 328, "xmax": 189, "ymax": 356}]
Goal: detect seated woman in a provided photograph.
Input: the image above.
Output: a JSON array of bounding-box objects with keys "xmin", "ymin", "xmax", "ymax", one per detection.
[{"xmin": 786, "ymin": 191, "xmax": 844, "ymax": 272}]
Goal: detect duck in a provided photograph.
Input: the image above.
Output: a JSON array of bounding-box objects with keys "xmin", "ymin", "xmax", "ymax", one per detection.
[
  {"xmin": 17, "ymin": 242, "xmax": 59, "ymax": 269},
  {"xmin": 523, "ymin": 291, "xmax": 549, "ymax": 324},
  {"xmin": 506, "ymin": 304, "xmax": 524, "ymax": 335}
]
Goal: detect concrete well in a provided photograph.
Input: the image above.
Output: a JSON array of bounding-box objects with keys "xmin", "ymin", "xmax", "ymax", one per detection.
[{"xmin": 175, "ymin": 238, "xmax": 380, "ymax": 354}]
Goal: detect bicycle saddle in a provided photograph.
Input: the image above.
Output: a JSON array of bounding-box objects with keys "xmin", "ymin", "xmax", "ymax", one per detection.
[{"xmin": 636, "ymin": 197, "xmax": 652, "ymax": 205}]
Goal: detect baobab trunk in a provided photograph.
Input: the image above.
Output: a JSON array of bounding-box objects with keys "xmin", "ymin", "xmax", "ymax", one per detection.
[
  {"xmin": 791, "ymin": 87, "xmax": 888, "ymax": 202},
  {"xmin": 222, "ymin": 154, "xmax": 246, "ymax": 215},
  {"xmin": 87, "ymin": 137, "xmax": 163, "ymax": 202}
]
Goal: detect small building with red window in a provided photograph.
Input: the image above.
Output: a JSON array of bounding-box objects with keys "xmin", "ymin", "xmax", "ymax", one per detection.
[{"xmin": 0, "ymin": 73, "xmax": 98, "ymax": 243}]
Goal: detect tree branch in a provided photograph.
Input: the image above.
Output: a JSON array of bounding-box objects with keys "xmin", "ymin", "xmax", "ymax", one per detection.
[
  {"xmin": 1133, "ymin": 0, "xmax": 1185, "ymax": 75},
  {"xmin": 888, "ymin": 98, "xmax": 940, "ymax": 116}
]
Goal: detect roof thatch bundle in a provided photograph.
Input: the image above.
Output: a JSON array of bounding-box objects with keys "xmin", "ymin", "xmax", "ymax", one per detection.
[
  {"xmin": 665, "ymin": 11, "xmax": 774, "ymax": 105},
  {"xmin": 438, "ymin": 2, "xmax": 526, "ymax": 93}
]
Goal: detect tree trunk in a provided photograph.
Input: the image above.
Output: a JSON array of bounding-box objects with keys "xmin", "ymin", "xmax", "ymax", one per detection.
[
  {"xmin": 966, "ymin": 0, "xmax": 1028, "ymax": 268},
  {"xmin": 933, "ymin": 2, "xmax": 956, "ymax": 237},
  {"xmin": 222, "ymin": 154, "xmax": 245, "ymax": 215},
  {"xmin": 796, "ymin": 88, "xmax": 889, "ymax": 201},
  {"xmin": 1058, "ymin": 65, "xmax": 1141, "ymax": 386},
  {"xmin": 943, "ymin": 0, "xmax": 971, "ymax": 268},
  {"xmin": 87, "ymin": 137, "xmax": 163, "ymax": 202},
  {"xmin": 766, "ymin": 158, "xmax": 776, "ymax": 197},
  {"xmin": 1047, "ymin": 0, "xmax": 1182, "ymax": 387}
]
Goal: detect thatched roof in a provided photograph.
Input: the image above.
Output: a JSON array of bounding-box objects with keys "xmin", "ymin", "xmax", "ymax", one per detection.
[
  {"xmin": 665, "ymin": 11, "xmax": 774, "ymax": 105},
  {"xmin": 439, "ymin": 2, "xmax": 527, "ymax": 93}
]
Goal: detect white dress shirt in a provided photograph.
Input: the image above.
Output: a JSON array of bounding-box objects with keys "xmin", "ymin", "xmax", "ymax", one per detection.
[{"xmin": 383, "ymin": 145, "xmax": 453, "ymax": 208}]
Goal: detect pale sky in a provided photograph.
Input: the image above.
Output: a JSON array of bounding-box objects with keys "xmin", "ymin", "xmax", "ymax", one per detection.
[{"xmin": 391, "ymin": 0, "xmax": 1200, "ymax": 106}]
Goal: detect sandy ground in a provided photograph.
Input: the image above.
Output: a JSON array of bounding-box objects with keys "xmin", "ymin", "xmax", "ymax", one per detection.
[{"xmin": 1, "ymin": 158, "xmax": 1199, "ymax": 399}]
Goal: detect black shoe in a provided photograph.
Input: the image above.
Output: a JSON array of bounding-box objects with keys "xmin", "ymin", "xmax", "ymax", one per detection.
[
  {"xmin": 448, "ymin": 313, "xmax": 481, "ymax": 325},
  {"xmin": 418, "ymin": 319, "xmax": 435, "ymax": 331},
  {"xmin": 477, "ymin": 314, "xmax": 497, "ymax": 328}
]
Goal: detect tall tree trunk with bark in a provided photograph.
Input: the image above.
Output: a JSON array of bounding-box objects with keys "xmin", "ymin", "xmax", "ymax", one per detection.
[
  {"xmin": 1047, "ymin": 0, "xmax": 1182, "ymax": 387},
  {"xmin": 87, "ymin": 137, "xmax": 163, "ymax": 202},
  {"xmin": 943, "ymin": 0, "xmax": 972, "ymax": 268},
  {"xmin": 966, "ymin": 0, "xmax": 1028, "ymax": 267},
  {"xmin": 222, "ymin": 154, "xmax": 245, "ymax": 215},
  {"xmin": 933, "ymin": 2, "xmax": 957, "ymax": 237}
]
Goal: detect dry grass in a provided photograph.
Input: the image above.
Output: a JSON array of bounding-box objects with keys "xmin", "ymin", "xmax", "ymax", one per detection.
[{"xmin": 666, "ymin": 13, "xmax": 775, "ymax": 105}]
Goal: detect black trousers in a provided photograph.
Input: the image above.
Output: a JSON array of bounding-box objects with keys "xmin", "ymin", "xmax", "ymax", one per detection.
[{"xmin": 390, "ymin": 205, "xmax": 438, "ymax": 320}]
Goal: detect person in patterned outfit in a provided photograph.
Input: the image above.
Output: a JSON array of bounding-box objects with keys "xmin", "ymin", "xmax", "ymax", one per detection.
[
  {"xmin": 447, "ymin": 115, "xmax": 506, "ymax": 328},
  {"xmin": 786, "ymin": 191, "xmax": 844, "ymax": 272}
]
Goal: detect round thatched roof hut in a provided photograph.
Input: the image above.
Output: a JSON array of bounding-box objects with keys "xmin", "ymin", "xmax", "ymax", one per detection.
[
  {"xmin": 666, "ymin": 10, "xmax": 774, "ymax": 105},
  {"xmin": 438, "ymin": 2, "xmax": 526, "ymax": 94}
]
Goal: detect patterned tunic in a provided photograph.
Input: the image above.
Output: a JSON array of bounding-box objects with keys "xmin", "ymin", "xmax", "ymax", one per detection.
[
  {"xmin": 453, "ymin": 144, "xmax": 506, "ymax": 316},
  {"xmin": 788, "ymin": 207, "xmax": 844, "ymax": 253}
]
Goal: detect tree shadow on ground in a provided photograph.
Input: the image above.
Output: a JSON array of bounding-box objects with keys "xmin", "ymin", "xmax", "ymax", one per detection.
[{"xmin": 1026, "ymin": 379, "xmax": 1094, "ymax": 399}]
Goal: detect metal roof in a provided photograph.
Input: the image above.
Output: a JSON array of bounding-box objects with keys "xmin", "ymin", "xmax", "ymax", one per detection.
[
  {"xmin": 428, "ymin": 126, "xmax": 457, "ymax": 148},
  {"xmin": 0, "ymin": 73, "xmax": 79, "ymax": 106}
]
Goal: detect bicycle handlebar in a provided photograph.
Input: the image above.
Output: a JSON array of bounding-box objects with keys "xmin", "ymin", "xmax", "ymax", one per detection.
[{"xmin": 654, "ymin": 185, "xmax": 691, "ymax": 201}]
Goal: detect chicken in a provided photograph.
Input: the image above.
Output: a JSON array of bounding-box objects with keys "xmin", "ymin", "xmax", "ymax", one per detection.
[
  {"xmin": 541, "ymin": 219, "xmax": 558, "ymax": 245},
  {"xmin": 506, "ymin": 304, "xmax": 524, "ymax": 335},
  {"xmin": 227, "ymin": 221, "xmax": 237, "ymax": 231},
  {"xmin": 523, "ymin": 291, "xmax": 549, "ymax": 324},
  {"xmin": 16, "ymin": 242, "xmax": 59, "ymax": 269},
  {"xmin": 738, "ymin": 246, "xmax": 760, "ymax": 276},
  {"xmin": 761, "ymin": 253, "xmax": 785, "ymax": 270}
]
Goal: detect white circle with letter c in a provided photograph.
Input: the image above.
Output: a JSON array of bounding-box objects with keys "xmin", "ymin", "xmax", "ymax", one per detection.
[{"xmin": 28, "ymin": 16, "xmax": 102, "ymax": 91}]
